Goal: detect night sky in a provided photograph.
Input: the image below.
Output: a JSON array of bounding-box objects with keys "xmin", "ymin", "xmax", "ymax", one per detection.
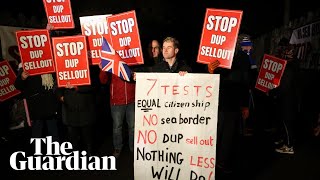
[{"xmin": 7, "ymin": 0, "xmax": 317, "ymax": 36}]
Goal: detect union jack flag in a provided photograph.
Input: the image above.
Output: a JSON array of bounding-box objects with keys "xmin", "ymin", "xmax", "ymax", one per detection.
[{"xmin": 100, "ymin": 37, "xmax": 132, "ymax": 81}]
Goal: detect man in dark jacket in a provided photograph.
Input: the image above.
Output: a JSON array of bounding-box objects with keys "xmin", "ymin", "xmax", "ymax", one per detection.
[
  {"xmin": 151, "ymin": 37, "xmax": 192, "ymax": 73},
  {"xmin": 272, "ymin": 37, "xmax": 299, "ymax": 155},
  {"xmin": 133, "ymin": 37, "xmax": 191, "ymax": 81},
  {"xmin": 57, "ymin": 65, "xmax": 99, "ymax": 156},
  {"xmin": 207, "ymin": 35, "xmax": 252, "ymax": 179}
]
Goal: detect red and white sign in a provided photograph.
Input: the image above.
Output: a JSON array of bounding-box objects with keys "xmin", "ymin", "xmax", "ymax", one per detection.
[
  {"xmin": 42, "ymin": 0, "xmax": 74, "ymax": 29},
  {"xmin": 107, "ymin": 10, "xmax": 144, "ymax": 65},
  {"xmin": 16, "ymin": 29, "xmax": 55, "ymax": 76},
  {"xmin": 197, "ymin": 8, "xmax": 243, "ymax": 69},
  {"xmin": 255, "ymin": 54, "xmax": 287, "ymax": 93},
  {"xmin": 80, "ymin": 14, "xmax": 112, "ymax": 65},
  {"xmin": 0, "ymin": 61, "xmax": 21, "ymax": 102},
  {"xmin": 52, "ymin": 35, "xmax": 91, "ymax": 87}
]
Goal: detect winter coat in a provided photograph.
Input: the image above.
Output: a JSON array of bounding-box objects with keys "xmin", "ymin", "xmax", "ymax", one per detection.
[
  {"xmin": 151, "ymin": 58, "xmax": 192, "ymax": 73},
  {"xmin": 14, "ymin": 69, "xmax": 59, "ymax": 120},
  {"xmin": 214, "ymin": 50, "xmax": 251, "ymax": 111},
  {"xmin": 56, "ymin": 66, "xmax": 100, "ymax": 127},
  {"xmin": 57, "ymin": 85, "xmax": 97, "ymax": 127}
]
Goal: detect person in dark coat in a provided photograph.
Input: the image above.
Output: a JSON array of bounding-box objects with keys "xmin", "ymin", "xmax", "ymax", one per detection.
[
  {"xmin": 14, "ymin": 64, "xmax": 60, "ymax": 142},
  {"xmin": 272, "ymin": 37, "xmax": 299, "ymax": 155},
  {"xmin": 99, "ymin": 69, "xmax": 136, "ymax": 158},
  {"xmin": 151, "ymin": 37, "xmax": 192, "ymax": 73},
  {"xmin": 207, "ymin": 35, "xmax": 252, "ymax": 179},
  {"xmin": 133, "ymin": 37, "xmax": 191, "ymax": 80},
  {"xmin": 56, "ymin": 65, "xmax": 99, "ymax": 155}
]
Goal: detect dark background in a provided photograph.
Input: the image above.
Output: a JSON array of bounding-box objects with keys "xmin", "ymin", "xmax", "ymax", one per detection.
[{"xmin": 6, "ymin": 0, "xmax": 317, "ymax": 36}]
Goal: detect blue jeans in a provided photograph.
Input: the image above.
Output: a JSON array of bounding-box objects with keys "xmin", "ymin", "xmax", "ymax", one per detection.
[{"xmin": 110, "ymin": 103, "xmax": 135, "ymax": 151}]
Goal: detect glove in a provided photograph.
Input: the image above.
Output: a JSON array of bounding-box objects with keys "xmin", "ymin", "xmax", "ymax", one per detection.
[{"xmin": 207, "ymin": 60, "xmax": 220, "ymax": 74}]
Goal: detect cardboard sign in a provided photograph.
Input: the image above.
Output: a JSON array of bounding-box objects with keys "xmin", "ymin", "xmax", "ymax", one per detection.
[
  {"xmin": 107, "ymin": 10, "xmax": 144, "ymax": 65},
  {"xmin": 16, "ymin": 29, "xmax": 55, "ymax": 76},
  {"xmin": 80, "ymin": 14, "xmax": 112, "ymax": 65},
  {"xmin": 134, "ymin": 73, "xmax": 220, "ymax": 180},
  {"xmin": 197, "ymin": 8, "xmax": 243, "ymax": 69},
  {"xmin": 255, "ymin": 54, "xmax": 287, "ymax": 93},
  {"xmin": 52, "ymin": 35, "xmax": 91, "ymax": 87},
  {"xmin": 42, "ymin": 0, "xmax": 75, "ymax": 29},
  {"xmin": 0, "ymin": 26, "xmax": 32, "ymax": 64},
  {"xmin": 0, "ymin": 61, "xmax": 21, "ymax": 102}
]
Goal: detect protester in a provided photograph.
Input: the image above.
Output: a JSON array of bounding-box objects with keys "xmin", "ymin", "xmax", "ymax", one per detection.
[
  {"xmin": 147, "ymin": 39, "xmax": 163, "ymax": 65},
  {"xmin": 57, "ymin": 65, "xmax": 99, "ymax": 156},
  {"xmin": 99, "ymin": 70, "xmax": 136, "ymax": 158},
  {"xmin": 271, "ymin": 37, "xmax": 299, "ymax": 155},
  {"xmin": 14, "ymin": 64, "xmax": 60, "ymax": 141},
  {"xmin": 207, "ymin": 35, "xmax": 252, "ymax": 179},
  {"xmin": 151, "ymin": 36, "xmax": 192, "ymax": 73},
  {"xmin": 134, "ymin": 39, "xmax": 163, "ymax": 73},
  {"xmin": 133, "ymin": 36, "xmax": 191, "ymax": 82},
  {"xmin": 239, "ymin": 35, "xmax": 258, "ymax": 136}
]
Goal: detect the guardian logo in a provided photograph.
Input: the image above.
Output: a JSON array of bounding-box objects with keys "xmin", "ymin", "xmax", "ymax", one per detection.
[{"xmin": 10, "ymin": 136, "xmax": 117, "ymax": 170}]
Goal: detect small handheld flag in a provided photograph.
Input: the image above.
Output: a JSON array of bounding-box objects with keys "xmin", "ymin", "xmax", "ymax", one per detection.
[{"xmin": 100, "ymin": 37, "xmax": 132, "ymax": 81}]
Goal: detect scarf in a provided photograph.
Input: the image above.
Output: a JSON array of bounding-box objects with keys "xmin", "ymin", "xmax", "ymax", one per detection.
[{"xmin": 41, "ymin": 74, "xmax": 54, "ymax": 90}]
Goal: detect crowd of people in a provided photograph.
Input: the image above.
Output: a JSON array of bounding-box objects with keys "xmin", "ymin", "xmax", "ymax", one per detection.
[{"xmin": 1, "ymin": 23, "xmax": 319, "ymax": 180}]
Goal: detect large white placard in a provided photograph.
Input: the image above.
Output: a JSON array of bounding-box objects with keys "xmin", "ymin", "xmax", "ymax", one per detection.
[{"xmin": 134, "ymin": 72, "xmax": 220, "ymax": 180}]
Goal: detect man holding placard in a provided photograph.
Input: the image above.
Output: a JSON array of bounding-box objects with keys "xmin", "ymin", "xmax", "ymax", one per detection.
[
  {"xmin": 201, "ymin": 8, "xmax": 247, "ymax": 178},
  {"xmin": 152, "ymin": 37, "xmax": 191, "ymax": 73},
  {"xmin": 207, "ymin": 35, "xmax": 252, "ymax": 178}
]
